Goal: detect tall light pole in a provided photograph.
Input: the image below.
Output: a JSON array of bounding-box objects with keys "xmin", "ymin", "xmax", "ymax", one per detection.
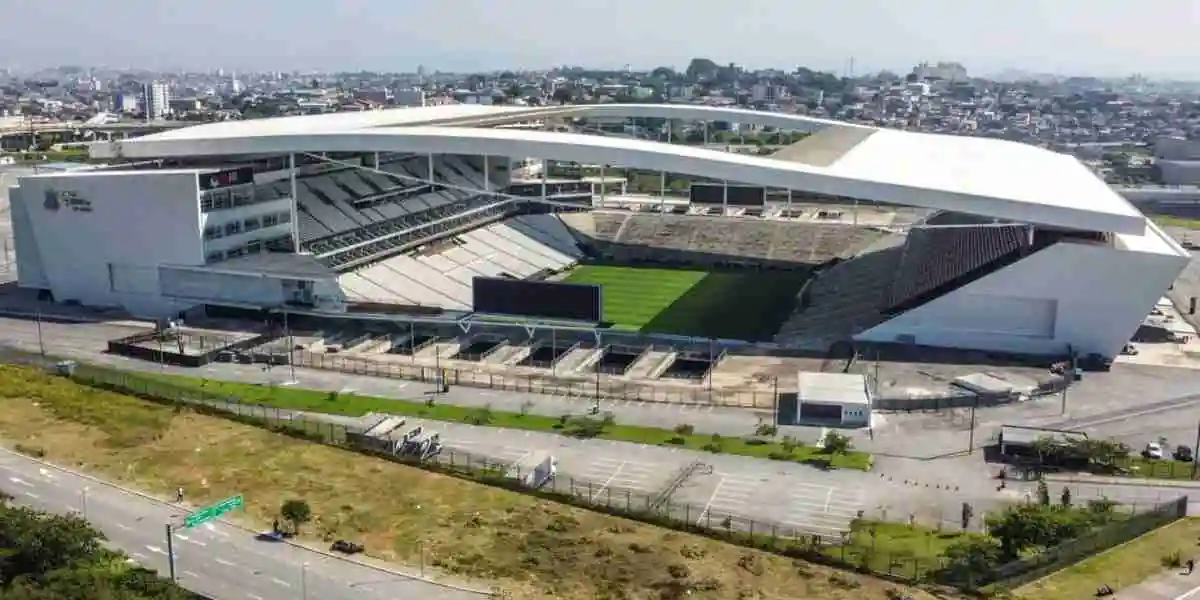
[{"xmin": 80, "ymin": 487, "xmax": 88, "ymax": 518}]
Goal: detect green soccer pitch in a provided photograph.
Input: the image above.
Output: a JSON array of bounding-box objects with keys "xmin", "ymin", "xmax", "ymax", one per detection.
[{"xmin": 560, "ymin": 264, "xmax": 811, "ymax": 341}]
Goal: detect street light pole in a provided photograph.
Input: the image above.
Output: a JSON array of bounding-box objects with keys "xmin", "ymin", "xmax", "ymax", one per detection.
[
  {"xmin": 284, "ymin": 310, "xmax": 296, "ymax": 384},
  {"xmin": 301, "ymin": 562, "xmax": 309, "ymax": 600},
  {"xmin": 81, "ymin": 487, "xmax": 88, "ymax": 518},
  {"xmin": 165, "ymin": 524, "xmax": 177, "ymax": 581}
]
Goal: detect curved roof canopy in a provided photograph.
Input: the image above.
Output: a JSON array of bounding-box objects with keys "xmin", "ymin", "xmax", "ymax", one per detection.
[{"xmin": 91, "ymin": 104, "xmax": 1147, "ymax": 234}]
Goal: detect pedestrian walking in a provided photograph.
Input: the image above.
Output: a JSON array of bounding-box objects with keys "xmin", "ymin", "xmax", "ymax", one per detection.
[
  {"xmin": 176, "ymin": 487, "xmax": 184, "ymax": 503},
  {"xmin": 1187, "ymin": 558, "xmax": 1194, "ymax": 575}
]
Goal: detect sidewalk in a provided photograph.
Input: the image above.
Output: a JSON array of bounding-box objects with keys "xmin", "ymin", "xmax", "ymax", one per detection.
[{"xmin": 1116, "ymin": 568, "xmax": 1200, "ymax": 599}]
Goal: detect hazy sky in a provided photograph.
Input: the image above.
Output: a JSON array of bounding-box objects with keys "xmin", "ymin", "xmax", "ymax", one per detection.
[{"xmin": 7, "ymin": 0, "xmax": 1199, "ymax": 77}]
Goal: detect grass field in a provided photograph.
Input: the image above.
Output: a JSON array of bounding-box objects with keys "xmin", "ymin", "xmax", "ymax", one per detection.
[
  {"xmin": 0, "ymin": 365, "xmax": 927, "ymax": 600},
  {"xmin": 1014, "ymin": 518, "xmax": 1200, "ymax": 600},
  {"xmin": 561, "ymin": 264, "xmax": 809, "ymax": 341}
]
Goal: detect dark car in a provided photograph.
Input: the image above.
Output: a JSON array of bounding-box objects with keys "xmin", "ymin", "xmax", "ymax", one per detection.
[
  {"xmin": 1174, "ymin": 445, "xmax": 1194, "ymax": 462},
  {"xmin": 330, "ymin": 540, "xmax": 364, "ymax": 555}
]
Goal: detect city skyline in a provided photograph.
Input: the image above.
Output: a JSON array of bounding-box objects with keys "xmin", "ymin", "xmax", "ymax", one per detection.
[{"xmin": 6, "ymin": 0, "xmax": 1200, "ymax": 78}]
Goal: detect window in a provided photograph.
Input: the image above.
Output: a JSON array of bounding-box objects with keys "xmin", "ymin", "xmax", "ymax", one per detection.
[
  {"xmin": 224, "ymin": 221, "xmax": 242, "ymax": 236},
  {"xmin": 203, "ymin": 224, "xmax": 222, "ymax": 240},
  {"xmin": 246, "ymin": 241, "xmax": 262, "ymax": 254},
  {"xmin": 243, "ymin": 217, "xmax": 261, "ymax": 232},
  {"xmin": 278, "ymin": 210, "xmax": 291, "ymax": 224},
  {"xmin": 205, "ymin": 251, "xmax": 223, "ymax": 263},
  {"xmin": 262, "ymin": 213, "xmax": 279, "ymax": 227}
]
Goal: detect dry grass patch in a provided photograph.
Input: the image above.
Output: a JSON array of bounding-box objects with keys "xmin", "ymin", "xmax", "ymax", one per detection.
[{"xmin": 0, "ymin": 365, "xmax": 937, "ymax": 600}]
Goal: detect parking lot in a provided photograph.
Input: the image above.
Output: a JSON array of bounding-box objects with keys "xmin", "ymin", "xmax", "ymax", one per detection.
[{"xmin": 373, "ymin": 414, "xmax": 871, "ymax": 536}]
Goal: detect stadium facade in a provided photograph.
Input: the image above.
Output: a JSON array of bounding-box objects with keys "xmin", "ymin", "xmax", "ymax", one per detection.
[{"xmin": 5, "ymin": 104, "xmax": 1189, "ymax": 360}]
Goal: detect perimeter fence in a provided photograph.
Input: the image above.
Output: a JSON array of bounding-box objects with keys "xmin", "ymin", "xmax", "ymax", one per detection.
[{"xmin": 1, "ymin": 349, "xmax": 1187, "ymax": 592}]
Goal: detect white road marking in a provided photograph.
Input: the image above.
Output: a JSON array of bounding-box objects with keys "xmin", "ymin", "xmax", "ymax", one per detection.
[
  {"xmin": 145, "ymin": 545, "xmax": 167, "ymax": 555},
  {"xmin": 132, "ymin": 552, "xmax": 147, "ymax": 560},
  {"xmin": 594, "ymin": 461, "xmax": 627, "ymax": 497},
  {"xmin": 37, "ymin": 468, "xmax": 55, "ymax": 479},
  {"xmin": 8, "ymin": 477, "xmax": 31, "ymax": 487},
  {"xmin": 247, "ymin": 595, "xmax": 264, "ymax": 600},
  {"xmin": 115, "ymin": 523, "xmax": 132, "ymax": 531},
  {"xmin": 270, "ymin": 577, "xmax": 291, "ymax": 588},
  {"xmin": 215, "ymin": 558, "xmax": 235, "ymax": 567},
  {"xmin": 185, "ymin": 538, "xmax": 207, "ymax": 547},
  {"xmin": 696, "ymin": 476, "xmax": 727, "ymax": 526},
  {"xmin": 183, "ymin": 570, "xmax": 200, "ymax": 578},
  {"xmin": 203, "ymin": 523, "xmax": 229, "ymax": 537},
  {"xmin": 174, "ymin": 533, "xmax": 190, "ymax": 542},
  {"xmin": 1174, "ymin": 583, "xmax": 1200, "ymax": 600},
  {"xmin": 23, "ymin": 491, "xmax": 39, "ymax": 499},
  {"xmin": 824, "ymin": 488, "xmax": 834, "ymax": 513}
]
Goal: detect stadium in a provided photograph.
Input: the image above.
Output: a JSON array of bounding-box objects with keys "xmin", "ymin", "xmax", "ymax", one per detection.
[{"xmin": 3, "ymin": 104, "xmax": 1190, "ymax": 405}]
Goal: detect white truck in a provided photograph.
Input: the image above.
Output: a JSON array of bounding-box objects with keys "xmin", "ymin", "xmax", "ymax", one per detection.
[{"xmin": 507, "ymin": 451, "xmax": 558, "ymax": 489}]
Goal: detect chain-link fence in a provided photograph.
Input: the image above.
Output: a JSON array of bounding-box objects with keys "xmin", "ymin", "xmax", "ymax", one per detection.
[{"xmin": 10, "ymin": 351, "xmax": 1189, "ymax": 592}]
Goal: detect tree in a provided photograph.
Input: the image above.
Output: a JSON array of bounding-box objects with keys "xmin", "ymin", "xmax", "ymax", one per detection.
[
  {"xmin": 685, "ymin": 58, "xmax": 719, "ymax": 81},
  {"xmin": 1037, "ymin": 479, "xmax": 1051, "ymax": 506},
  {"xmin": 939, "ymin": 537, "xmax": 1002, "ymax": 585},
  {"xmin": 280, "ymin": 499, "xmax": 312, "ymax": 535},
  {"xmin": 960, "ymin": 502, "xmax": 974, "ymax": 531},
  {"xmin": 1030, "ymin": 436, "xmax": 1060, "ymax": 465},
  {"xmin": 1061, "ymin": 487, "xmax": 1072, "ymax": 507},
  {"xmin": 821, "ymin": 431, "xmax": 852, "ymax": 454}
]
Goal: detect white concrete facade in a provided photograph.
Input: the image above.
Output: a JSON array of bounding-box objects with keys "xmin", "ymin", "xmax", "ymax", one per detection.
[
  {"xmin": 10, "ymin": 170, "xmax": 205, "ymax": 316},
  {"xmin": 857, "ymin": 233, "xmax": 1189, "ymax": 359}
]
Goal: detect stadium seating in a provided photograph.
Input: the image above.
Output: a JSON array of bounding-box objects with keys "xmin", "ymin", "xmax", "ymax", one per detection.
[
  {"xmin": 774, "ymin": 236, "xmax": 908, "ymax": 349},
  {"xmin": 885, "ymin": 225, "xmax": 1030, "ymax": 312},
  {"xmin": 335, "ymin": 215, "xmax": 582, "ymax": 310},
  {"xmin": 563, "ymin": 213, "xmax": 880, "ymax": 266}
]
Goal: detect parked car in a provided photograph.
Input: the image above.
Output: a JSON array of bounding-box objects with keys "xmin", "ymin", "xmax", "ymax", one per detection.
[
  {"xmin": 1144, "ymin": 441, "xmax": 1165, "ymax": 460},
  {"xmin": 1175, "ymin": 445, "xmax": 1194, "ymax": 462},
  {"xmin": 330, "ymin": 540, "xmax": 364, "ymax": 555}
]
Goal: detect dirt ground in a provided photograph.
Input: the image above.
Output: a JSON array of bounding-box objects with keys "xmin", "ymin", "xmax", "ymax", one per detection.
[{"xmin": 0, "ymin": 365, "xmax": 939, "ymax": 600}]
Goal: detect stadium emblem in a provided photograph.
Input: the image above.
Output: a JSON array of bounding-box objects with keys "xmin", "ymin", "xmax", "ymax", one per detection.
[{"xmin": 43, "ymin": 189, "xmax": 61, "ymax": 211}]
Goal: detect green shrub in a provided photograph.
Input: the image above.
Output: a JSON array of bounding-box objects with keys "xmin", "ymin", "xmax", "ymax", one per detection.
[{"xmin": 673, "ymin": 423, "xmax": 695, "ymax": 435}]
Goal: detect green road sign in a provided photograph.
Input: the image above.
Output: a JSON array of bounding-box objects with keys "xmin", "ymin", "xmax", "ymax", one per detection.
[{"xmin": 184, "ymin": 495, "xmax": 243, "ymax": 529}]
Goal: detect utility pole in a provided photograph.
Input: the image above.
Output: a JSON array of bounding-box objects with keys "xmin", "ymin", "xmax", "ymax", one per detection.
[
  {"xmin": 35, "ymin": 310, "xmax": 45, "ymax": 357},
  {"xmin": 284, "ymin": 310, "xmax": 296, "ymax": 384},
  {"xmin": 301, "ymin": 562, "xmax": 309, "ymax": 600},
  {"xmin": 165, "ymin": 524, "xmax": 177, "ymax": 581},
  {"xmin": 1192, "ymin": 420, "xmax": 1200, "ymax": 480},
  {"xmin": 968, "ymin": 396, "xmax": 979, "ymax": 454}
]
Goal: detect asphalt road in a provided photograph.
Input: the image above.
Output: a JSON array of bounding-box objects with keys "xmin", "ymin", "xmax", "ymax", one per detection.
[{"xmin": 0, "ymin": 447, "xmax": 484, "ymax": 600}]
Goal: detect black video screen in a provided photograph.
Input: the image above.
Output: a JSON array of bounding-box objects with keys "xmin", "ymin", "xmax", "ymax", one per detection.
[
  {"xmin": 726, "ymin": 185, "xmax": 766, "ymax": 207},
  {"xmin": 472, "ymin": 277, "xmax": 602, "ymax": 322},
  {"xmin": 689, "ymin": 184, "xmax": 765, "ymax": 206},
  {"xmin": 689, "ymin": 184, "xmax": 724, "ymax": 205}
]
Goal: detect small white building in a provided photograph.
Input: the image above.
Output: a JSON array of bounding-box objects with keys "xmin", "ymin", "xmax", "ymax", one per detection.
[{"xmin": 795, "ymin": 372, "xmax": 871, "ymax": 427}]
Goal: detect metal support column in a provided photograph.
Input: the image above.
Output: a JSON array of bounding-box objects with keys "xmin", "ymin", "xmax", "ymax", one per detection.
[
  {"xmin": 483, "ymin": 155, "xmax": 491, "ymax": 193},
  {"xmin": 288, "ymin": 153, "xmax": 300, "ymax": 253},
  {"xmin": 722, "ymin": 180, "xmax": 729, "ymax": 215},
  {"xmin": 541, "ymin": 159, "xmax": 548, "ymax": 201},
  {"xmin": 786, "ymin": 189, "xmax": 793, "ymax": 218},
  {"xmin": 599, "ymin": 165, "xmax": 607, "ymax": 207},
  {"xmin": 427, "ymin": 154, "xmax": 436, "ymax": 185},
  {"xmin": 372, "ymin": 151, "xmax": 380, "ymax": 169}
]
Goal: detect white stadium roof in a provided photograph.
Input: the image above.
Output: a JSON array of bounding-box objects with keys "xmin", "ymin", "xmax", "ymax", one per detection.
[{"xmin": 91, "ymin": 103, "xmax": 1148, "ymax": 235}]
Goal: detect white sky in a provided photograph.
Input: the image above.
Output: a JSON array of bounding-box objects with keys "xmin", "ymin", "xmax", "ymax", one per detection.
[{"xmin": 6, "ymin": 0, "xmax": 1199, "ymax": 77}]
